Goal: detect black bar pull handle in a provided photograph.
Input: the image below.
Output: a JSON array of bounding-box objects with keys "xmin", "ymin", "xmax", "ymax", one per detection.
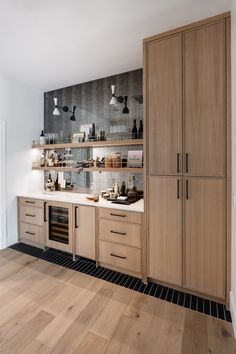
[
  {"xmin": 186, "ymin": 153, "xmax": 189, "ymax": 173},
  {"xmin": 25, "ymin": 214, "xmax": 35, "ymax": 217},
  {"xmin": 44, "ymin": 202, "xmax": 47, "ymax": 222},
  {"xmin": 75, "ymin": 206, "xmax": 79, "ymax": 229},
  {"xmin": 177, "ymin": 179, "xmax": 180, "ymax": 199},
  {"xmin": 110, "ymin": 213, "xmax": 126, "ymax": 218},
  {"xmin": 186, "ymin": 180, "xmax": 189, "ymax": 200},
  {"xmin": 25, "ymin": 201, "xmax": 35, "ymax": 204},
  {"xmin": 25, "ymin": 231, "xmax": 36, "ymax": 236},
  {"xmin": 110, "ymin": 253, "xmax": 127, "ymax": 260},
  {"xmin": 110, "ymin": 230, "xmax": 126, "ymax": 236},
  {"xmin": 177, "ymin": 153, "xmax": 181, "ymax": 173}
]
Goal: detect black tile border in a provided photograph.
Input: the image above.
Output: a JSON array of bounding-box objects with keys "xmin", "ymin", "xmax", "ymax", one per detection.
[{"xmin": 9, "ymin": 243, "xmax": 232, "ymax": 323}]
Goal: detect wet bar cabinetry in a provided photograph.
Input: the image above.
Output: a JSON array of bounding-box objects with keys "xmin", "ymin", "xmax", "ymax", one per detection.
[
  {"xmin": 144, "ymin": 13, "xmax": 231, "ymax": 302},
  {"xmin": 17, "ymin": 196, "xmax": 144, "ymax": 279}
]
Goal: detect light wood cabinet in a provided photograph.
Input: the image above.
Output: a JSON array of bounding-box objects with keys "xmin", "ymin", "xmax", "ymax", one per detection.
[
  {"xmin": 99, "ymin": 240, "xmax": 141, "ymax": 274},
  {"xmin": 98, "ymin": 207, "xmax": 143, "ymax": 277},
  {"xmin": 148, "ymin": 176, "xmax": 183, "ymax": 286},
  {"xmin": 144, "ymin": 13, "xmax": 230, "ymax": 302},
  {"xmin": 74, "ymin": 205, "xmax": 96, "ymax": 260},
  {"xmin": 184, "ymin": 21, "xmax": 226, "ymax": 177},
  {"xmin": 147, "ymin": 34, "xmax": 182, "ymax": 175},
  {"xmin": 99, "ymin": 219, "xmax": 141, "ymax": 248},
  {"xmin": 185, "ymin": 178, "xmax": 226, "ymax": 299},
  {"xmin": 18, "ymin": 197, "xmax": 45, "ymax": 247}
]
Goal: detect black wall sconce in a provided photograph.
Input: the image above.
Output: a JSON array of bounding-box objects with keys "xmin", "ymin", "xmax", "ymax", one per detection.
[
  {"xmin": 109, "ymin": 85, "xmax": 129, "ymax": 114},
  {"xmin": 53, "ymin": 98, "xmax": 77, "ymax": 121}
]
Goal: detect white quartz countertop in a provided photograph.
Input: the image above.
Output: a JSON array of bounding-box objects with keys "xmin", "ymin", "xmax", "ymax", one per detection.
[{"xmin": 18, "ymin": 192, "xmax": 144, "ymax": 213}]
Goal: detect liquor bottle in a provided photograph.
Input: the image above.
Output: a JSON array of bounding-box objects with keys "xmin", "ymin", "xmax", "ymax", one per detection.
[
  {"xmin": 138, "ymin": 120, "xmax": 143, "ymax": 139},
  {"xmin": 39, "ymin": 130, "xmax": 46, "ymax": 145},
  {"xmin": 132, "ymin": 120, "xmax": 138, "ymax": 139},
  {"xmin": 120, "ymin": 181, "xmax": 126, "ymax": 196}
]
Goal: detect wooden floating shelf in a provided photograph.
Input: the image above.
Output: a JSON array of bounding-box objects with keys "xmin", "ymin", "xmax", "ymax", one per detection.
[
  {"xmin": 32, "ymin": 139, "xmax": 143, "ymax": 149},
  {"xmin": 32, "ymin": 166, "xmax": 144, "ymax": 173}
]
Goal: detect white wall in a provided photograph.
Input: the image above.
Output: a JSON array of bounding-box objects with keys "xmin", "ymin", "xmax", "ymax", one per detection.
[
  {"xmin": 231, "ymin": 0, "xmax": 236, "ymax": 336},
  {"xmin": 0, "ymin": 74, "xmax": 43, "ymax": 247}
]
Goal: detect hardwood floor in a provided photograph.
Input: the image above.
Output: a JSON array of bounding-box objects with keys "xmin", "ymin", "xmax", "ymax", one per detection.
[{"xmin": 0, "ymin": 249, "xmax": 235, "ymax": 354}]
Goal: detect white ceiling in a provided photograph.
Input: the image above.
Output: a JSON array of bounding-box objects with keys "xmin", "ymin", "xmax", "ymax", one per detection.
[{"xmin": 0, "ymin": 0, "xmax": 232, "ymax": 91}]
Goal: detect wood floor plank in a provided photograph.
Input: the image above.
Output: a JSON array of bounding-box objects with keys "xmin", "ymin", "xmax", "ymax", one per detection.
[
  {"xmin": 75, "ymin": 332, "xmax": 108, "ymax": 354},
  {"xmin": 105, "ymin": 294, "xmax": 185, "ymax": 354},
  {"xmin": 51, "ymin": 283, "xmax": 115, "ymax": 354},
  {"xmin": 91, "ymin": 284, "xmax": 134, "ymax": 340},
  {"xmin": 0, "ymin": 310, "xmax": 54, "ymax": 354}
]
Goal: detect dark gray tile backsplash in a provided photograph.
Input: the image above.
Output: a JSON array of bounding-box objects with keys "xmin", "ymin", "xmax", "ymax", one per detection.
[{"xmin": 44, "ymin": 69, "xmax": 143, "ymax": 193}]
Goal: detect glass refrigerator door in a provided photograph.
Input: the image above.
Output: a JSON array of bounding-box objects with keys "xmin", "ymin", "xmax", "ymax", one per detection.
[{"xmin": 48, "ymin": 206, "xmax": 69, "ymax": 244}]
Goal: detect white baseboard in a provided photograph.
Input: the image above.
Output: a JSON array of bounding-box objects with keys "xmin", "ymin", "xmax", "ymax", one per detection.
[{"xmin": 230, "ymin": 292, "xmax": 236, "ymax": 338}]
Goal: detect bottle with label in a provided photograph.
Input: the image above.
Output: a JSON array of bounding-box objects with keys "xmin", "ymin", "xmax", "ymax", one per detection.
[
  {"xmin": 114, "ymin": 182, "xmax": 119, "ymax": 197},
  {"xmin": 138, "ymin": 120, "xmax": 143, "ymax": 139},
  {"xmin": 39, "ymin": 130, "xmax": 46, "ymax": 145},
  {"xmin": 132, "ymin": 119, "xmax": 138, "ymax": 139},
  {"xmin": 120, "ymin": 181, "xmax": 126, "ymax": 196}
]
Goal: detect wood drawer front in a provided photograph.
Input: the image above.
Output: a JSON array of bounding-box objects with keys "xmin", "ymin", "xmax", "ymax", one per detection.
[
  {"xmin": 99, "ymin": 241, "xmax": 141, "ymax": 274},
  {"xmin": 20, "ymin": 223, "xmax": 44, "ymax": 244},
  {"xmin": 99, "ymin": 219, "xmax": 141, "ymax": 248},
  {"xmin": 20, "ymin": 197, "xmax": 44, "ymax": 208},
  {"xmin": 98, "ymin": 208, "xmax": 141, "ymax": 224},
  {"xmin": 20, "ymin": 206, "xmax": 44, "ymax": 226}
]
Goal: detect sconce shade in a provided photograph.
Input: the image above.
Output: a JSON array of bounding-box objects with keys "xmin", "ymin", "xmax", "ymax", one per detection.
[
  {"xmin": 53, "ymin": 97, "xmax": 60, "ymax": 115},
  {"xmin": 53, "ymin": 107, "xmax": 60, "ymax": 115},
  {"xmin": 110, "ymin": 85, "xmax": 117, "ymax": 106}
]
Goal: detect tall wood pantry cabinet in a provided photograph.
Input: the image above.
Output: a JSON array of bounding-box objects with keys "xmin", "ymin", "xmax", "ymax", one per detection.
[{"xmin": 144, "ymin": 13, "xmax": 231, "ymax": 302}]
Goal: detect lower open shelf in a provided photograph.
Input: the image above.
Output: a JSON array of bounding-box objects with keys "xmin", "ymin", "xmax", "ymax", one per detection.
[{"xmin": 32, "ymin": 166, "xmax": 144, "ymax": 173}]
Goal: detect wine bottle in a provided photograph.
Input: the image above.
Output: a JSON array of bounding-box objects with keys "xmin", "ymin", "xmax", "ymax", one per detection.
[
  {"xmin": 138, "ymin": 120, "xmax": 143, "ymax": 139},
  {"xmin": 39, "ymin": 130, "xmax": 46, "ymax": 145},
  {"xmin": 132, "ymin": 119, "xmax": 138, "ymax": 139}
]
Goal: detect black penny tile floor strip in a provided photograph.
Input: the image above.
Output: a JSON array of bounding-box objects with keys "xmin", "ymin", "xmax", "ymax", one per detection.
[{"xmin": 9, "ymin": 243, "xmax": 232, "ymax": 323}]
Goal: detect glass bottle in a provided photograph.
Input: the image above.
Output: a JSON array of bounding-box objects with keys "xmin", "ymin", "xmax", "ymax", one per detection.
[
  {"xmin": 138, "ymin": 120, "xmax": 143, "ymax": 139},
  {"xmin": 132, "ymin": 119, "xmax": 138, "ymax": 139}
]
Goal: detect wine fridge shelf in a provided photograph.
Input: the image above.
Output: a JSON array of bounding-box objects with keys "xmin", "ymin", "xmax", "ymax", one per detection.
[
  {"xmin": 32, "ymin": 166, "xmax": 144, "ymax": 173},
  {"xmin": 32, "ymin": 139, "xmax": 143, "ymax": 150}
]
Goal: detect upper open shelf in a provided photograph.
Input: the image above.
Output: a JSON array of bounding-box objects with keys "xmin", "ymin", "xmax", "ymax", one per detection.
[{"xmin": 32, "ymin": 139, "xmax": 143, "ymax": 150}]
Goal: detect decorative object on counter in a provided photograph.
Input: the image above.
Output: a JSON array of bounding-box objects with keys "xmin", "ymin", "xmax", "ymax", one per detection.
[
  {"xmin": 86, "ymin": 194, "xmax": 99, "ymax": 202},
  {"xmin": 127, "ymin": 150, "xmax": 143, "ymax": 168},
  {"xmin": 39, "ymin": 130, "xmax": 46, "ymax": 145},
  {"xmin": 53, "ymin": 98, "xmax": 77, "ymax": 121},
  {"xmin": 132, "ymin": 119, "xmax": 138, "ymax": 139},
  {"xmin": 138, "ymin": 120, "xmax": 143, "ymax": 139},
  {"xmin": 72, "ymin": 132, "xmax": 85, "ymax": 143},
  {"xmin": 109, "ymin": 85, "xmax": 129, "ymax": 114},
  {"xmin": 46, "ymin": 174, "xmax": 55, "ymax": 192}
]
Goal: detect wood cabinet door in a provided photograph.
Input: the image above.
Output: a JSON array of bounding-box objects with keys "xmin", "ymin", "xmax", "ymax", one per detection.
[
  {"xmin": 148, "ymin": 176, "xmax": 183, "ymax": 286},
  {"xmin": 146, "ymin": 34, "xmax": 183, "ymax": 175},
  {"xmin": 185, "ymin": 178, "xmax": 226, "ymax": 299},
  {"xmin": 184, "ymin": 21, "xmax": 226, "ymax": 177},
  {"xmin": 74, "ymin": 205, "xmax": 96, "ymax": 260}
]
